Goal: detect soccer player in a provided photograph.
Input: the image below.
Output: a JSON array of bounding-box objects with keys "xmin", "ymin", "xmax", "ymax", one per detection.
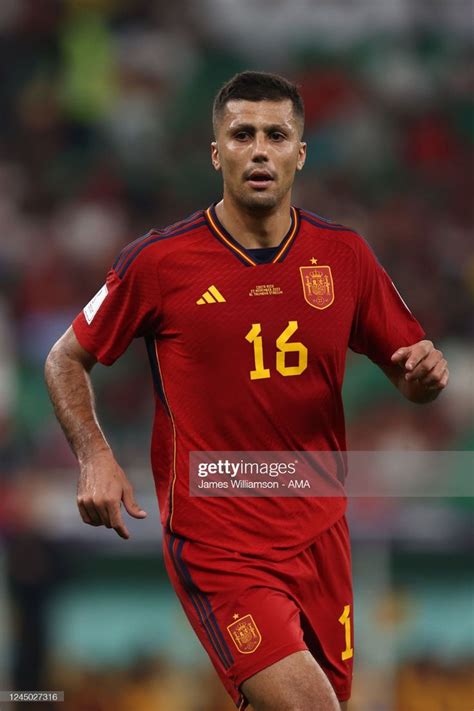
[{"xmin": 44, "ymin": 72, "xmax": 449, "ymax": 710}]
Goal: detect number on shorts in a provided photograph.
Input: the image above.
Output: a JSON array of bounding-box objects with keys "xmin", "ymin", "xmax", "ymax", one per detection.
[{"xmin": 338, "ymin": 604, "xmax": 353, "ymax": 661}]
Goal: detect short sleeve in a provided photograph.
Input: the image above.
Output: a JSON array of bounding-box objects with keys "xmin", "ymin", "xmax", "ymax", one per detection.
[
  {"xmin": 72, "ymin": 249, "xmax": 161, "ymax": 365},
  {"xmin": 349, "ymin": 237, "xmax": 425, "ymax": 366}
]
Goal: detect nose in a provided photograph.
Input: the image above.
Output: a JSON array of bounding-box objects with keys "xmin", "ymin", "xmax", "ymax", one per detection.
[{"xmin": 251, "ymin": 134, "xmax": 269, "ymax": 162}]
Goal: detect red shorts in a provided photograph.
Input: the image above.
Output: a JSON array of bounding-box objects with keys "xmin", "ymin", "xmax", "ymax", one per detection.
[{"xmin": 163, "ymin": 515, "xmax": 353, "ymax": 708}]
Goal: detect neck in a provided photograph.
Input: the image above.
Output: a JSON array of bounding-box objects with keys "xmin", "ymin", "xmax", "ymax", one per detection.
[{"xmin": 215, "ymin": 193, "xmax": 292, "ymax": 249}]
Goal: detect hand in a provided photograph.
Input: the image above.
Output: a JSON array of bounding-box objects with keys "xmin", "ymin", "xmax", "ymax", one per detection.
[
  {"xmin": 391, "ymin": 339, "xmax": 449, "ymax": 392},
  {"xmin": 77, "ymin": 450, "xmax": 147, "ymax": 539}
]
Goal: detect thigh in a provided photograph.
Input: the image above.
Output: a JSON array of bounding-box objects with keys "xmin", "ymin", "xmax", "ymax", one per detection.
[
  {"xmin": 164, "ymin": 532, "xmax": 309, "ymax": 709},
  {"xmin": 296, "ymin": 515, "xmax": 354, "ymax": 704},
  {"xmin": 242, "ymin": 650, "xmax": 340, "ymax": 711}
]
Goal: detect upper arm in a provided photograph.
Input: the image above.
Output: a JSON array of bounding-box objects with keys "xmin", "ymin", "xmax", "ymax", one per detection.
[
  {"xmin": 48, "ymin": 326, "xmax": 97, "ymax": 372},
  {"xmin": 71, "ymin": 254, "xmax": 162, "ymax": 366},
  {"xmin": 349, "ymin": 234, "xmax": 425, "ymax": 365}
]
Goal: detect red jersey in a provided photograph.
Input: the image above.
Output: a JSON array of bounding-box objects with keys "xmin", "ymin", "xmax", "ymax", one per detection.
[{"xmin": 73, "ymin": 205, "xmax": 424, "ymax": 559}]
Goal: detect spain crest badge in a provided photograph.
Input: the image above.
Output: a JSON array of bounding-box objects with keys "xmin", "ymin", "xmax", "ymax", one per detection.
[
  {"xmin": 300, "ymin": 260, "xmax": 334, "ymax": 310},
  {"xmin": 227, "ymin": 614, "xmax": 262, "ymax": 654}
]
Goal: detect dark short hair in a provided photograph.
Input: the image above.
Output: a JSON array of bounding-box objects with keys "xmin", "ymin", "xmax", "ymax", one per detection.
[{"xmin": 212, "ymin": 71, "xmax": 304, "ymax": 136}]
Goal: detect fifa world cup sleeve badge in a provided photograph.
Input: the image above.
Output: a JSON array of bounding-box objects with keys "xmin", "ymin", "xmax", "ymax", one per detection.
[
  {"xmin": 227, "ymin": 614, "xmax": 262, "ymax": 654},
  {"xmin": 300, "ymin": 259, "xmax": 335, "ymax": 310}
]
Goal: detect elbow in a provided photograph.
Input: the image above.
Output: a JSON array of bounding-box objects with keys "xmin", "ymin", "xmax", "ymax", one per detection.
[
  {"xmin": 44, "ymin": 339, "xmax": 63, "ymax": 383},
  {"xmin": 45, "ymin": 338, "xmax": 60, "ymax": 365},
  {"xmin": 44, "ymin": 327, "xmax": 97, "ymax": 376}
]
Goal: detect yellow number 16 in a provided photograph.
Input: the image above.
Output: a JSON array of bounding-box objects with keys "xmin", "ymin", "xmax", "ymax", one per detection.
[{"xmin": 245, "ymin": 321, "xmax": 308, "ymax": 380}]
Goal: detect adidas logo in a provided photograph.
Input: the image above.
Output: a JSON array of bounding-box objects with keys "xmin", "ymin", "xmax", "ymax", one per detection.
[{"xmin": 196, "ymin": 285, "xmax": 226, "ymax": 305}]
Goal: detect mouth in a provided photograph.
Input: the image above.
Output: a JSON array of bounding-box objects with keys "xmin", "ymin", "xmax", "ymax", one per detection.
[{"xmin": 245, "ymin": 170, "xmax": 275, "ymax": 190}]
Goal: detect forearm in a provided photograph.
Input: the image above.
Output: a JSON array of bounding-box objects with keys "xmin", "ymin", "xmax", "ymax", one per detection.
[{"xmin": 44, "ymin": 344, "xmax": 110, "ymax": 464}]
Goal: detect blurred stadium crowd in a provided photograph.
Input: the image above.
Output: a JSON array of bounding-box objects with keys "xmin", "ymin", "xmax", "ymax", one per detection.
[{"xmin": 0, "ymin": 1, "xmax": 472, "ymax": 710}]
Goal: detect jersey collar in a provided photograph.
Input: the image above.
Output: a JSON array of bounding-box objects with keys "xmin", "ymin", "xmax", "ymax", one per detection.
[{"xmin": 204, "ymin": 203, "xmax": 300, "ymax": 266}]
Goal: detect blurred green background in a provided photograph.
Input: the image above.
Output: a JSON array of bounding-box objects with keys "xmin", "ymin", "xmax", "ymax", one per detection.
[{"xmin": 0, "ymin": 0, "xmax": 472, "ymax": 710}]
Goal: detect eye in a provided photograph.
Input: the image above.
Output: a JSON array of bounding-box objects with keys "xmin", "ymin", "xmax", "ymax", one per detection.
[
  {"xmin": 270, "ymin": 132, "xmax": 286, "ymax": 142},
  {"xmin": 234, "ymin": 131, "xmax": 250, "ymax": 141}
]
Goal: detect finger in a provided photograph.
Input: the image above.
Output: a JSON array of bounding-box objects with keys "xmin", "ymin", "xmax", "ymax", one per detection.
[
  {"xmin": 84, "ymin": 497, "xmax": 113, "ymax": 528},
  {"xmin": 426, "ymin": 366, "xmax": 449, "ymax": 390},
  {"xmin": 122, "ymin": 486, "xmax": 148, "ymax": 520},
  {"xmin": 78, "ymin": 500, "xmax": 102, "ymax": 527},
  {"xmin": 390, "ymin": 347, "xmax": 411, "ymax": 364},
  {"xmin": 439, "ymin": 368, "xmax": 449, "ymax": 388},
  {"xmin": 405, "ymin": 348, "xmax": 431, "ymax": 373},
  {"xmin": 420, "ymin": 359, "xmax": 447, "ymax": 387},
  {"xmin": 78, "ymin": 502, "xmax": 94, "ymax": 525},
  {"xmin": 392, "ymin": 341, "xmax": 433, "ymax": 370},
  {"xmin": 98, "ymin": 501, "xmax": 112, "ymax": 529},
  {"xmin": 392, "ymin": 347, "xmax": 425, "ymax": 371},
  {"xmin": 108, "ymin": 502, "xmax": 130, "ymax": 539},
  {"xmin": 406, "ymin": 350, "xmax": 443, "ymax": 381}
]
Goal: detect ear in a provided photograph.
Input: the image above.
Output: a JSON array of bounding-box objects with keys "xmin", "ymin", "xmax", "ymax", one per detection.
[
  {"xmin": 211, "ymin": 142, "xmax": 221, "ymax": 171},
  {"xmin": 296, "ymin": 142, "xmax": 307, "ymax": 172}
]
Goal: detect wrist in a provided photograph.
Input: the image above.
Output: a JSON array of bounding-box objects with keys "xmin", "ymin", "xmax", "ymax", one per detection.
[{"xmin": 77, "ymin": 442, "xmax": 112, "ymax": 467}]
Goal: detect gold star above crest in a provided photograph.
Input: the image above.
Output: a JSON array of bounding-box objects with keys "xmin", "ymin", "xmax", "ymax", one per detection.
[
  {"xmin": 310, "ymin": 257, "xmax": 318, "ymax": 265},
  {"xmin": 233, "ymin": 613, "xmax": 239, "ymax": 620}
]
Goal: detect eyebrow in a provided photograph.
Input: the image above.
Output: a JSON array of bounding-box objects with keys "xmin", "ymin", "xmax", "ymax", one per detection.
[{"xmin": 228, "ymin": 122, "xmax": 291, "ymax": 134}]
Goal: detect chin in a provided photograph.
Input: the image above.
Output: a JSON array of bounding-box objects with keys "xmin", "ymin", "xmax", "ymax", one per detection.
[{"xmin": 239, "ymin": 192, "xmax": 279, "ymax": 211}]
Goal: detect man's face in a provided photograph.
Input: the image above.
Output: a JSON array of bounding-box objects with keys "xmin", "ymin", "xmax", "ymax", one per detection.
[{"xmin": 211, "ymin": 99, "xmax": 306, "ymax": 211}]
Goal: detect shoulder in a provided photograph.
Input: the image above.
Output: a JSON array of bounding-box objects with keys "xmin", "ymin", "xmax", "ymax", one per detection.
[
  {"xmin": 112, "ymin": 210, "xmax": 207, "ymax": 279},
  {"xmin": 298, "ymin": 207, "xmax": 369, "ymax": 259}
]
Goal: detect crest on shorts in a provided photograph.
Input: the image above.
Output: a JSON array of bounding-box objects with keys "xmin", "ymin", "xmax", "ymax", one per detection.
[
  {"xmin": 227, "ymin": 614, "xmax": 262, "ymax": 654},
  {"xmin": 300, "ymin": 261, "xmax": 334, "ymax": 310}
]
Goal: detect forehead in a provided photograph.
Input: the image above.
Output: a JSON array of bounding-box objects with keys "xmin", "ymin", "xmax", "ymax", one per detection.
[{"xmin": 220, "ymin": 99, "xmax": 297, "ymax": 130}]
